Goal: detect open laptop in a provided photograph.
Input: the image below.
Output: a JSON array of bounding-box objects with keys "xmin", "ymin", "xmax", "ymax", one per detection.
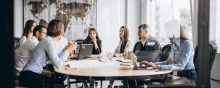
[{"xmin": 74, "ymin": 44, "xmax": 93, "ymax": 60}]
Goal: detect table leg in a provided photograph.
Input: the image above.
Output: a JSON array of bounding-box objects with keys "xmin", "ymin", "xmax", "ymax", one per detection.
[
  {"xmin": 101, "ymin": 80, "xmax": 103, "ymax": 88},
  {"xmin": 67, "ymin": 75, "xmax": 70, "ymax": 88}
]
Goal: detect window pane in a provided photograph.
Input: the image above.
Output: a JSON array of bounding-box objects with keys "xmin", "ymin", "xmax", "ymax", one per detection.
[{"xmin": 146, "ymin": 0, "xmax": 192, "ymax": 46}]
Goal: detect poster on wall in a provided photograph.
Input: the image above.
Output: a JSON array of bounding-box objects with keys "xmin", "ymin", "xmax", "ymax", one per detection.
[{"xmin": 24, "ymin": 0, "xmax": 97, "ymax": 41}]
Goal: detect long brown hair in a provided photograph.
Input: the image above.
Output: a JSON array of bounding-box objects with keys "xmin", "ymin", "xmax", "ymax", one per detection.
[
  {"xmin": 86, "ymin": 28, "xmax": 101, "ymax": 41},
  {"xmin": 22, "ymin": 20, "xmax": 35, "ymax": 37},
  {"xmin": 120, "ymin": 26, "xmax": 129, "ymax": 45}
]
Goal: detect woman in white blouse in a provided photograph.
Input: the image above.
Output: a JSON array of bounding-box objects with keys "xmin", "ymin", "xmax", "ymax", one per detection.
[
  {"xmin": 16, "ymin": 20, "xmax": 36, "ymax": 49},
  {"xmin": 19, "ymin": 19, "xmax": 77, "ymax": 88},
  {"xmin": 114, "ymin": 26, "xmax": 132, "ymax": 56},
  {"xmin": 109, "ymin": 26, "xmax": 132, "ymax": 87}
]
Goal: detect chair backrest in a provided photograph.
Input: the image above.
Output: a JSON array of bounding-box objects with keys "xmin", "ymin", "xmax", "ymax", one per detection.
[
  {"xmin": 160, "ymin": 44, "xmax": 172, "ymax": 61},
  {"xmin": 194, "ymin": 41, "xmax": 218, "ymax": 74},
  {"xmin": 14, "ymin": 37, "xmax": 20, "ymax": 49},
  {"xmin": 75, "ymin": 39, "xmax": 84, "ymax": 44}
]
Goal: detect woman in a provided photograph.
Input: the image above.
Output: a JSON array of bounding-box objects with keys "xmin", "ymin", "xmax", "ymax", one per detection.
[
  {"xmin": 139, "ymin": 24, "xmax": 196, "ymax": 78},
  {"xmin": 19, "ymin": 19, "xmax": 77, "ymax": 88},
  {"xmin": 114, "ymin": 26, "xmax": 132, "ymax": 55},
  {"xmin": 83, "ymin": 28, "xmax": 102, "ymax": 54},
  {"xmin": 16, "ymin": 20, "xmax": 36, "ymax": 48}
]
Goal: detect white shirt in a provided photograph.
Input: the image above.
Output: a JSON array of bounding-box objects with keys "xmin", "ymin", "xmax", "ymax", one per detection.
[
  {"xmin": 114, "ymin": 40, "xmax": 132, "ymax": 55},
  {"xmin": 22, "ymin": 36, "xmax": 69, "ymax": 74},
  {"xmin": 16, "ymin": 36, "xmax": 30, "ymax": 48},
  {"xmin": 15, "ymin": 37, "xmax": 38, "ymax": 76},
  {"xmin": 54, "ymin": 37, "xmax": 68, "ymax": 53}
]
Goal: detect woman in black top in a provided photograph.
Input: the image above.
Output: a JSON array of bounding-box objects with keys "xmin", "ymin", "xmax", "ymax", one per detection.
[{"xmin": 84, "ymin": 28, "xmax": 102, "ymax": 54}]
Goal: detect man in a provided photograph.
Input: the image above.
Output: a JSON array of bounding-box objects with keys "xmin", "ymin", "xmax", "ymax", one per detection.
[
  {"xmin": 15, "ymin": 25, "xmax": 47, "ymax": 76},
  {"xmin": 133, "ymin": 24, "xmax": 161, "ymax": 62}
]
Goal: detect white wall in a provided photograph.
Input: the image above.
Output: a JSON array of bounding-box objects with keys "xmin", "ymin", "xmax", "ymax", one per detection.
[
  {"xmin": 216, "ymin": 0, "xmax": 220, "ymax": 52},
  {"xmin": 97, "ymin": 0, "xmax": 126, "ymax": 54},
  {"xmin": 14, "ymin": 0, "xmax": 23, "ymax": 37},
  {"xmin": 192, "ymin": 0, "xmax": 198, "ymax": 48},
  {"xmin": 126, "ymin": 0, "xmax": 141, "ymax": 47},
  {"xmin": 210, "ymin": 0, "xmax": 217, "ymax": 41}
]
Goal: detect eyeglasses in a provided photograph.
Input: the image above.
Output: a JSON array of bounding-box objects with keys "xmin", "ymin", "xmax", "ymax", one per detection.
[{"xmin": 40, "ymin": 31, "xmax": 47, "ymax": 34}]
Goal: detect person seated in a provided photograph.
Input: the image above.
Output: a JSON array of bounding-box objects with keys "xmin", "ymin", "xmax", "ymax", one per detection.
[
  {"xmin": 19, "ymin": 19, "xmax": 77, "ymax": 88},
  {"xmin": 83, "ymin": 28, "xmax": 102, "ymax": 54},
  {"xmin": 15, "ymin": 25, "xmax": 47, "ymax": 77},
  {"xmin": 114, "ymin": 26, "xmax": 132, "ymax": 56},
  {"xmin": 139, "ymin": 24, "xmax": 196, "ymax": 78},
  {"xmin": 16, "ymin": 20, "xmax": 36, "ymax": 49},
  {"xmin": 133, "ymin": 24, "xmax": 161, "ymax": 62},
  {"xmin": 108, "ymin": 26, "xmax": 133, "ymax": 88}
]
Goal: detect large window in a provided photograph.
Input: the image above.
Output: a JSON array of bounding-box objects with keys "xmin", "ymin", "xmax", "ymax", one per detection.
[{"xmin": 145, "ymin": 0, "xmax": 192, "ymax": 46}]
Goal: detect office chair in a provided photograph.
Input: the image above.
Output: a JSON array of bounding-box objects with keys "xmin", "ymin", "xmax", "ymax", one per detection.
[
  {"xmin": 194, "ymin": 41, "xmax": 218, "ymax": 75},
  {"xmin": 160, "ymin": 44, "xmax": 172, "ymax": 61}
]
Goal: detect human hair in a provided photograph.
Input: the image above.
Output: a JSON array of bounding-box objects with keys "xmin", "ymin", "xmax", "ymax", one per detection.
[
  {"xmin": 85, "ymin": 28, "xmax": 100, "ymax": 41},
  {"xmin": 47, "ymin": 19, "xmax": 64, "ymax": 37},
  {"xmin": 33, "ymin": 25, "xmax": 47, "ymax": 36},
  {"xmin": 23, "ymin": 20, "xmax": 36, "ymax": 37},
  {"xmin": 39, "ymin": 19, "xmax": 48, "ymax": 28},
  {"xmin": 138, "ymin": 24, "xmax": 148, "ymax": 32},
  {"xmin": 120, "ymin": 26, "xmax": 129, "ymax": 45},
  {"xmin": 180, "ymin": 24, "xmax": 189, "ymax": 40}
]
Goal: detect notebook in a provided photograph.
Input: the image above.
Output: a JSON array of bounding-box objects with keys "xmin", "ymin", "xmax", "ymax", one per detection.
[{"xmin": 74, "ymin": 44, "xmax": 93, "ymax": 60}]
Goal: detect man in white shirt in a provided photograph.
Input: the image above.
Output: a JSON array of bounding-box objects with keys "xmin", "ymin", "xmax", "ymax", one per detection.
[{"xmin": 15, "ymin": 25, "xmax": 47, "ymax": 76}]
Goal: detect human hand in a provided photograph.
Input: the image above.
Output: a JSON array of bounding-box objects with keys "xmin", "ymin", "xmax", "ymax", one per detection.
[
  {"xmin": 122, "ymin": 52, "xmax": 129, "ymax": 59},
  {"xmin": 139, "ymin": 61, "xmax": 151, "ymax": 67},
  {"xmin": 139, "ymin": 61, "xmax": 158, "ymax": 69},
  {"xmin": 65, "ymin": 42, "xmax": 78, "ymax": 52},
  {"xmin": 169, "ymin": 35, "xmax": 175, "ymax": 43},
  {"xmin": 92, "ymin": 38, "xmax": 97, "ymax": 44}
]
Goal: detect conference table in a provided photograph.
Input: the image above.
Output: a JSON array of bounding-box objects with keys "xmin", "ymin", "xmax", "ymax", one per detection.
[{"xmin": 55, "ymin": 55, "xmax": 172, "ymax": 88}]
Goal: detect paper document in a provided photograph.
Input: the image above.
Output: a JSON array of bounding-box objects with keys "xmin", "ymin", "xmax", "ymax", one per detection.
[{"xmin": 66, "ymin": 60, "xmax": 117, "ymax": 68}]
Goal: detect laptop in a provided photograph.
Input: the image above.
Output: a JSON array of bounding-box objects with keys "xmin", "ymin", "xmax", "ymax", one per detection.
[
  {"xmin": 74, "ymin": 44, "xmax": 93, "ymax": 60},
  {"xmin": 135, "ymin": 50, "xmax": 161, "ymax": 62}
]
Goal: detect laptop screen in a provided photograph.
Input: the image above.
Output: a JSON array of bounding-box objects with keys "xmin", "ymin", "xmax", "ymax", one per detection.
[{"xmin": 76, "ymin": 44, "xmax": 93, "ymax": 60}]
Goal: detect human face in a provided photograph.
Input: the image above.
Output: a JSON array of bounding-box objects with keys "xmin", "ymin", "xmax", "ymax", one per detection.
[
  {"xmin": 138, "ymin": 28, "xmax": 147, "ymax": 40},
  {"xmin": 120, "ymin": 28, "xmax": 125, "ymax": 38},
  {"xmin": 37, "ymin": 28, "xmax": 47, "ymax": 41},
  {"xmin": 89, "ymin": 30, "xmax": 97, "ymax": 40}
]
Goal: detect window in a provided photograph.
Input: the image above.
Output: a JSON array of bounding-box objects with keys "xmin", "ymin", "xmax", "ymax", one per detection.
[{"xmin": 144, "ymin": 0, "xmax": 192, "ymax": 46}]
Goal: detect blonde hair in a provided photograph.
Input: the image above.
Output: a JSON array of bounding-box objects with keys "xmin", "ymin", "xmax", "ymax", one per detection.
[{"xmin": 180, "ymin": 24, "xmax": 190, "ymax": 40}]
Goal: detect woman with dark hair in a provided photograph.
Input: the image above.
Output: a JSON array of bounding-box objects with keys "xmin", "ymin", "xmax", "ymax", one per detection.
[
  {"xmin": 114, "ymin": 26, "xmax": 132, "ymax": 55},
  {"xmin": 16, "ymin": 20, "xmax": 36, "ymax": 48},
  {"xmin": 83, "ymin": 28, "xmax": 102, "ymax": 54},
  {"xmin": 19, "ymin": 19, "xmax": 77, "ymax": 88}
]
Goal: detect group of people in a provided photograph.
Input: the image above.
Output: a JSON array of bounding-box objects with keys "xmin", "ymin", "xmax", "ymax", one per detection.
[{"xmin": 15, "ymin": 19, "xmax": 196, "ymax": 88}]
